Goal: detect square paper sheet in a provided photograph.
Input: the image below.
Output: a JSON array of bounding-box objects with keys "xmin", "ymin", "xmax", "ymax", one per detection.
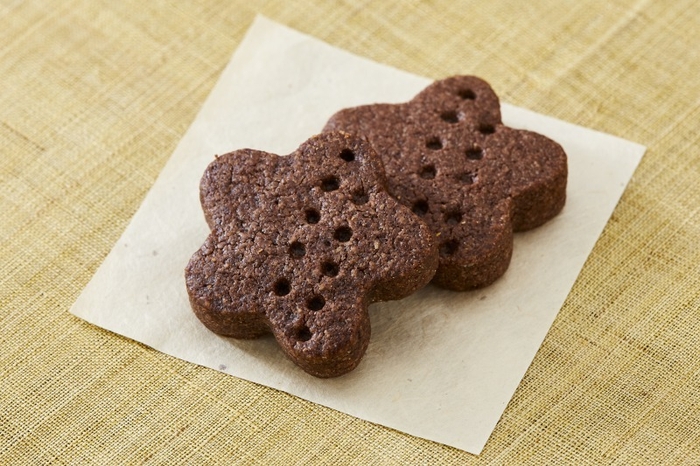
[{"xmin": 71, "ymin": 16, "xmax": 646, "ymax": 455}]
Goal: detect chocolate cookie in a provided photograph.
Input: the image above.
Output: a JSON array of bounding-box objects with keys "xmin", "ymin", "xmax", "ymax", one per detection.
[
  {"xmin": 185, "ymin": 132, "xmax": 438, "ymax": 377},
  {"xmin": 324, "ymin": 76, "xmax": 567, "ymax": 291}
]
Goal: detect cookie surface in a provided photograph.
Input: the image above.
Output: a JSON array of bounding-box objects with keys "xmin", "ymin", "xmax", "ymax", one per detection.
[
  {"xmin": 185, "ymin": 132, "xmax": 438, "ymax": 377},
  {"xmin": 324, "ymin": 76, "xmax": 567, "ymax": 291}
]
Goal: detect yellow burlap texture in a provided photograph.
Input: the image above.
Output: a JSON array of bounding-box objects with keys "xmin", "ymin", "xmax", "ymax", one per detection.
[{"xmin": 2, "ymin": 0, "xmax": 699, "ymax": 464}]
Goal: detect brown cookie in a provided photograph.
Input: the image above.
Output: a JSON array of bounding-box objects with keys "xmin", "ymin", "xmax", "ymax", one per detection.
[
  {"xmin": 185, "ymin": 131, "xmax": 438, "ymax": 377},
  {"xmin": 324, "ymin": 76, "xmax": 567, "ymax": 291}
]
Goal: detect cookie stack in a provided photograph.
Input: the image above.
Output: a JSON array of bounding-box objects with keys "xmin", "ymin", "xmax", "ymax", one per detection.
[{"xmin": 185, "ymin": 76, "xmax": 567, "ymax": 377}]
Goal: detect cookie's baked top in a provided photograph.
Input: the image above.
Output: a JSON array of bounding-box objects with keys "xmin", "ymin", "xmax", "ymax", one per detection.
[
  {"xmin": 185, "ymin": 131, "xmax": 438, "ymax": 377},
  {"xmin": 324, "ymin": 76, "xmax": 567, "ymax": 290}
]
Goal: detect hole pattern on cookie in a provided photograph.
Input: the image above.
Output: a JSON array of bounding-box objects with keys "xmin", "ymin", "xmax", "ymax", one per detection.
[
  {"xmin": 420, "ymin": 165, "xmax": 437, "ymax": 179},
  {"xmin": 296, "ymin": 325, "xmax": 312, "ymax": 342},
  {"xmin": 445, "ymin": 210, "xmax": 463, "ymax": 225},
  {"xmin": 479, "ymin": 123, "xmax": 495, "ymax": 135},
  {"xmin": 187, "ymin": 131, "xmax": 443, "ymax": 378},
  {"xmin": 426, "ymin": 137, "xmax": 443, "ymax": 150},
  {"xmin": 466, "ymin": 146, "xmax": 483, "ymax": 160},
  {"xmin": 440, "ymin": 110, "xmax": 460, "ymax": 123},
  {"xmin": 289, "ymin": 241, "xmax": 306, "ymax": 258},
  {"xmin": 334, "ymin": 226, "xmax": 352, "ymax": 242},
  {"xmin": 339, "ymin": 148, "xmax": 355, "ymax": 162},
  {"xmin": 458, "ymin": 171, "xmax": 478, "ymax": 185},
  {"xmin": 305, "ymin": 208, "xmax": 320, "ymax": 224},
  {"xmin": 458, "ymin": 88, "xmax": 476, "ymax": 100},
  {"xmin": 351, "ymin": 189, "xmax": 369, "ymax": 205},
  {"xmin": 322, "ymin": 76, "xmax": 568, "ymax": 293},
  {"xmin": 412, "ymin": 200, "xmax": 429, "ymax": 216},
  {"xmin": 273, "ymin": 278, "xmax": 291, "ymax": 296},
  {"xmin": 321, "ymin": 176, "xmax": 340, "ymax": 192},
  {"xmin": 439, "ymin": 239, "xmax": 459, "ymax": 256},
  {"xmin": 321, "ymin": 261, "xmax": 339, "ymax": 277},
  {"xmin": 306, "ymin": 295, "xmax": 326, "ymax": 311}
]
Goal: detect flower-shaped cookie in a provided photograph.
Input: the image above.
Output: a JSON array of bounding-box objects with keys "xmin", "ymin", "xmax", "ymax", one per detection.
[
  {"xmin": 185, "ymin": 132, "xmax": 438, "ymax": 377},
  {"xmin": 324, "ymin": 76, "xmax": 567, "ymax": 291}
]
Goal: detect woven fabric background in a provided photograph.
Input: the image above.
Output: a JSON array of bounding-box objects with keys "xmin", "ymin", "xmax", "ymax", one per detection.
[{"xmin": 1, "ymin": 0, "xmax": 699, "ymax": 464}]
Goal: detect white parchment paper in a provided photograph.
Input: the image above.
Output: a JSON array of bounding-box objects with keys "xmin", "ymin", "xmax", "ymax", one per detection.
[{"xmin": 70, "ymin": 16, "xmax": 646, "ymax": 455}]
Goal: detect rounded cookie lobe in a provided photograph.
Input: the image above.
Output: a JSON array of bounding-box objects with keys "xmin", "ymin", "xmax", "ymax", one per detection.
[
  {"xmin": 499, "ymin": 127, "xmax": 568, "ymax": 231},
  {"xmin": 185, "ymin": 132, "xmax": 438, "ymax": 377},
  {"xmin": 324, "ymin": 75, "xmax": 567, "ymax": 291}
]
